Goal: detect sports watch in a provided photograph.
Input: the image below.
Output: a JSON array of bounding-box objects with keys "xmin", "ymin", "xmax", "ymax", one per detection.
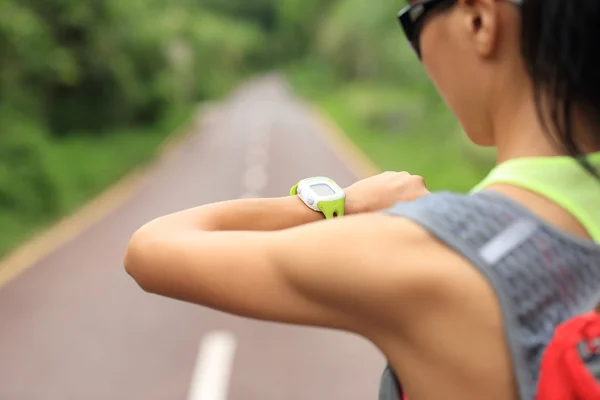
[{"xmin": 290, "ymin": 176, "xmax": 345, "ymax": 219}]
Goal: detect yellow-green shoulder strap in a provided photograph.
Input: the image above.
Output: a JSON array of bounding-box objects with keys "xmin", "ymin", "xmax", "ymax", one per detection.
[{"xmin": 471, "ymin": 152, "xmax": 600, "ymax": 243}]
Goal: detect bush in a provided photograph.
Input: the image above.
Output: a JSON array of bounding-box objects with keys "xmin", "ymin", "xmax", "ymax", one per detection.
[{"xmin": 0, "ymin": 111, "xmax": 66, "ymax": 220}]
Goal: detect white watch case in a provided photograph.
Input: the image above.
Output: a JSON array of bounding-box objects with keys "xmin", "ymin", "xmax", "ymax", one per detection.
[{"xmin": 295, "ymin": 177, "xmax": 345, "ymax": 212}]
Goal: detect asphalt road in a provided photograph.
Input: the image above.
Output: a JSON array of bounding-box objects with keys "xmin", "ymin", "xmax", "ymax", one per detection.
[{"xmin": 0, "ymin": 74, "xmax": 385, "ymax": 400}]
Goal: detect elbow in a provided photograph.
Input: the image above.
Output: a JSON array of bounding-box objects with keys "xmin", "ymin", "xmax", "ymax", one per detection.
[{"xmin": 124, "ymin": 225, "xmax": 159, "ymax": 293}]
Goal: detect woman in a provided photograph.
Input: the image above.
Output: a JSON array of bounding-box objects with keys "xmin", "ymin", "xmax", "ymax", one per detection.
[{"xmin": 124, "ymin": 0, "xmax": 600, "ymax": 399}]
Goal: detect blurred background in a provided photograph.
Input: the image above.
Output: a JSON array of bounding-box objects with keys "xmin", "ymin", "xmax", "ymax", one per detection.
[
  {"xmin": 0, "ymin": 0, "xmax": 497, "ymax": 259},
  {"xmin": 0, "ymin": 1, "xmax": 496, "ymax": 399}
]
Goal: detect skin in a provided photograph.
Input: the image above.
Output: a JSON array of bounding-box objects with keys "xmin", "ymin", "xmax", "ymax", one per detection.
[{"xmin": 124, "ymin": 0, "xmax": 598, "ymax": 399}]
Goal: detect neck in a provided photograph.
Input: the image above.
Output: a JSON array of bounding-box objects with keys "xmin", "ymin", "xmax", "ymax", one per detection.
[
  {"xmin": 490, "ymin": 82, "xmax": 600, "ymax": 164},
  {"xmin": 490, "ymin": 87, "xmax": 559, "ymax": 164}
]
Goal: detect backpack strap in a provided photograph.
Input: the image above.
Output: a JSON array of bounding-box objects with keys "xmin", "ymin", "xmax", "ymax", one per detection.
[
  {"xmin": 378, "ymin": 190, "xmax": 600, "ymax": 400},
  {"xmin": 378, "ymin": 190, "xmax": 542, "ymax": 400},
  {"xmin": 379, "ymin": 364, "xmax": 403, "ymax": 400}
]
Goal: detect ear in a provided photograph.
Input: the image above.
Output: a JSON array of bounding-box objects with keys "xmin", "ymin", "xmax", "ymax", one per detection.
[{"xmin": 457, "ymin": 0, "xmax": 500, "ymax": 58}]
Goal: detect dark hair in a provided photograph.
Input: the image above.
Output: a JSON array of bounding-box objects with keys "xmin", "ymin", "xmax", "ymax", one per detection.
[{"xmin": 520, "ymin": 0, "xmax": 600, "ymax": 177}]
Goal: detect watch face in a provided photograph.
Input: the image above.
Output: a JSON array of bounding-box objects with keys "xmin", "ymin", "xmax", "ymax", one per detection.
[{"xmin": 310, "ymin": 183, "xmax": 336, "ymax": 196}]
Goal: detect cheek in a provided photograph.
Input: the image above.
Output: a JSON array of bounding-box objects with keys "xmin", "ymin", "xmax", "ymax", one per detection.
[
  {"xmin": 420, "ymin": 16, "xmax": 464, "ymax": 101},
  {"xmin": 420, "ymin": 24, "xmax": 492, "ymax": 145},
  {"xmin": 421, "ymin": 28, "xmax": 467, "ymax": 117}
]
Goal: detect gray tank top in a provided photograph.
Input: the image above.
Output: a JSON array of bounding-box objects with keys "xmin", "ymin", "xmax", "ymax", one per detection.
[{"xmin": 378, "ymin": 190, "xmax": 600, "ymax": 400}]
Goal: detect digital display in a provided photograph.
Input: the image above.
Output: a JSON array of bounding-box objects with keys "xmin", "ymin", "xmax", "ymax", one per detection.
[{"xmin": 311, "ymin": 183, "xmax": 336, "ymax": 196}]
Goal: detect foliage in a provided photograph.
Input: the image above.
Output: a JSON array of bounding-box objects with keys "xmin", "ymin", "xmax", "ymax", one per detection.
[
  {"xmin": 0, "ymin": 0, "xmax": 265, "ymax": 256},
  {"xmin": 0, "ymin": 0, "xmax": 266, "ymax": 135},
  {"xmin": 0, "ymin": 0, "xmax": 494, "ymax": 256}
]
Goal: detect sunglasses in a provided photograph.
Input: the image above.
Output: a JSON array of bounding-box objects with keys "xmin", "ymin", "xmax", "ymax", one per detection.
[{"xmin": 397, "ymin": 0, "xmax": 523, "ymax": 59}]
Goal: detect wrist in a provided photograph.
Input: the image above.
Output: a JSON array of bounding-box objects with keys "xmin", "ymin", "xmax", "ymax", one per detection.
[
  {"xmin": 284, "ymin": 195, "xmax": 326, "ymax": 222},
  {"xmin": 290, "ymin": 176, "xmax": 346, "ymax": 219},
  {"xmin": 344, "ymin": 197, "xmax": 362, "ymax": 215},
  {"xmin": 342, "ymin": 186, "xmax": 366, "ymax": 215}
]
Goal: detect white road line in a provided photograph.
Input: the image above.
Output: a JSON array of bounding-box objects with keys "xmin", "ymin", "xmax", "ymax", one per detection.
[
  {"xmin": 243, "ymin": 165, "xmax": 268, "ymax": 192},
  {"xmin": 187, "ymin": 331, "xmax": 237, "ymax": 400},
  {"xmin": 241, "ymin": 116, "xmax": 270, "ymax": 198},
  {"xmin": 247, "ymin": 130, "xmax": 270, "ymax": 147},
  {"xmin": 245, "ymin": 147, "xmax": 268, "ymax": 166}
]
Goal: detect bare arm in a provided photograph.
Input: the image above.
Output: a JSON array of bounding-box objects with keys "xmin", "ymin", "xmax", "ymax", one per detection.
[
  {"xmin": 145, "ymin": 196, "xmax": 325, "ymax": 232},
  {"xmin": 124, "ymin": 209, "xmax": 447, "ymax": 337},
  {"xmin": 142, "ymin": 171, "xmax": 429, "ymax": 233},
  {"xmin": 124, "ymin": 176, "xmax": 518, "ymax": 399},
  {"xmin": 125, "ymin": 172, "xmax": 436, "ymax": 337}
]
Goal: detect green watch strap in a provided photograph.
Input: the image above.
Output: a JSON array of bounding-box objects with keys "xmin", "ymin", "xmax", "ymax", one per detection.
[
  {"xmin": 317, "ymin": 198, "xmax": 345, "ymax": 219},
  {"xmin": 289, "ymin": 183, "xmax": 300, "ymax": 196},
  {"xmin": 290, "ymin": 180, "xmax": 345, "ymax": 219}
]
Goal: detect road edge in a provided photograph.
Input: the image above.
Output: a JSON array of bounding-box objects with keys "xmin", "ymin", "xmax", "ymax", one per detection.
[
  {"xmin": 0, "ymin": 99, "xmax": 378, "ymax": 288},
  {"xmin": 0, "ymin": 108, "xmax": 202, "ymax": 288},
  {"xmin": 306, "ymin": 102, "xmax": 381, "ymax": 179}
]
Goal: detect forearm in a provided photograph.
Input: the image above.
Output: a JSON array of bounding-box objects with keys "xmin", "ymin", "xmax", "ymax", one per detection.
[{"xmin": 144, "ymin": 195, "xmax": 324, "ymax": 233}]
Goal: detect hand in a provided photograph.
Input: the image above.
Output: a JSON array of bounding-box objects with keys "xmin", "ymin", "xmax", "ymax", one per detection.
[{"xmin": 344, "ymin": 171, "xmax": 430, "ymax": 214}]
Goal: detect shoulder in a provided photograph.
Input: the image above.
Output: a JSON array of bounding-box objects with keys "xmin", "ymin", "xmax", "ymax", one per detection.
[
  {"xmin": 354, "ymin": 191, "xmax": 526, "ymax": 334},
  {"xmin": 271, "ymin": 192, "xmax": 501, "ymax": 335}
]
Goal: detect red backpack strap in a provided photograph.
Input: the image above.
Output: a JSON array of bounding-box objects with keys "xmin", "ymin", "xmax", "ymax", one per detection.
[{"xmin": 537, "ymin": 311, "xmax": 600, "ymax": 400}]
